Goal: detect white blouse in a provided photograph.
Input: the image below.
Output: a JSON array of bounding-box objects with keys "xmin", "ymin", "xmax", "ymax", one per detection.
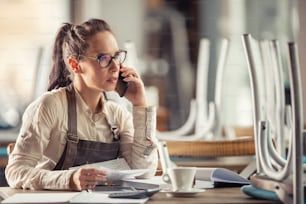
[{"xmin": 5, "ymin": 87, "xmax": 158, "ymax": 190}]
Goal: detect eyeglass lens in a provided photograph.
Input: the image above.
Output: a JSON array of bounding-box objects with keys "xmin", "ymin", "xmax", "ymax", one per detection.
[{"xmin": 98, "ymin": 51, "xmax": 126, "ymax": 68}]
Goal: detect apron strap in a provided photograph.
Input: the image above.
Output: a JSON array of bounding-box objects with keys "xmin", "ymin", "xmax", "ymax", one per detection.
[
  {"xmin": 61, "ymin": 85, "xmax": 79, "ymax": 170},
  {"xmin": 103, "ymin": 92, "xmax": 120, "ymax": 141}
]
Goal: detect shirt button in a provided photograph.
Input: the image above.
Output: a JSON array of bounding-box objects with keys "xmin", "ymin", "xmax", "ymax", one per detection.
[{"xmin": 93, "ymin": 115, "xmax": 98, "ymax": 122}]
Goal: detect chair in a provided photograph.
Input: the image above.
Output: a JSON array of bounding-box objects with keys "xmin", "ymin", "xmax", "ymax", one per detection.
[
  {"xmin": 157, "ymin": 38, "xmax": 256, "ymax": 176},
  {"xmin": 242, "ymin": 34, "xmax": 305, "ymax": 203}
]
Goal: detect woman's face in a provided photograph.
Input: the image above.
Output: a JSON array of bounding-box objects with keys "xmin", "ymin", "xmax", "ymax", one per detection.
[{"xmin": 78, "ymin": 31, "xmax": 121, "ymax": 92}]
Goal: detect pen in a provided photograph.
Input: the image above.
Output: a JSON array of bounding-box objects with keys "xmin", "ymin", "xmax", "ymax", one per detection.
[{"xmin": 86, "ymin": 184, "xmax": 94, "ymax": 193}]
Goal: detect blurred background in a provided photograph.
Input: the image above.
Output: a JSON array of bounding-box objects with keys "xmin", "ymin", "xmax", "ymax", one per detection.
[{"xmin": 0, "ymin": 0, "xmax": 305, "ymax": 137}]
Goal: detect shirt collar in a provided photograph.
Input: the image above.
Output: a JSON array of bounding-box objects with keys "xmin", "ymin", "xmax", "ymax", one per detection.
[{"xmin": 73, "ymin": 87, "xmax": 105, "ymax": 115}]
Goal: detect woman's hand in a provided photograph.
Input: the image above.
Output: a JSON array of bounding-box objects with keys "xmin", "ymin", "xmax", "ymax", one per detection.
[
  {"xmin": 69, "ymin": 168, "xmax": 107, "ymax": 191},
  {"xmin": 119, "ymin": 65, "xmax": 147, "ymax": 106}
]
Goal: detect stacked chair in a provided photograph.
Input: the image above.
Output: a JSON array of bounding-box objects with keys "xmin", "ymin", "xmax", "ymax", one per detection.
[
  {"xmin": 241, "ymin": 33, "xmax": 305, "ymax": 204},
  {"xmin": 156, "ymin": 38, "xmax": 256, "ymax": 161}
]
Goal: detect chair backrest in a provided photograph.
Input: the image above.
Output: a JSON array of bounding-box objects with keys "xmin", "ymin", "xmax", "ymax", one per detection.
[{"xmin": 7, "ymin": 143, "xmax": 15, "ymax": 155}]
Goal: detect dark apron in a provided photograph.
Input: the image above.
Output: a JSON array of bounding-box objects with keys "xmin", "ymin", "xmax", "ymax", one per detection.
[{"xmin": 54, "ymin": 85, "xmax": 120, "ymax": 170}]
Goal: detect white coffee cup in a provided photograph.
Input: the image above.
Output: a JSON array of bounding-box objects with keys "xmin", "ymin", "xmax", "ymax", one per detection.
[{"xmin": 166, "ymin": 167, "xmax": 196, "ymax": 192}]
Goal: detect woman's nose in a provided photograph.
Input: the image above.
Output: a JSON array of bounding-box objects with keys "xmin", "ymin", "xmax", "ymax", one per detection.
[{"xmin": 109, "ymin": 59, "xmax": 120, "ymax": 72}]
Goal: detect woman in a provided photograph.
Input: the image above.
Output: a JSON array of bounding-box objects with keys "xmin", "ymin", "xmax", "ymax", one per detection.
[{"xmin": 5, "ymin": 19, "xmax": 158, "ymax": 191}]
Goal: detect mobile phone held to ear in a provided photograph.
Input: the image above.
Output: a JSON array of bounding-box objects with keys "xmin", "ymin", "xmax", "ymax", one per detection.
[{"xmin": 115, "ymin": 72, "xmax": 128, "ymax": 97}]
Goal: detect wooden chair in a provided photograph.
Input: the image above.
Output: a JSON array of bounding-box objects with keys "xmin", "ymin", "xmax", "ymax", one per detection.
[
  {"xmin": 166, "ymin": 137, "xmax": 255, "ymax": 158},
  {"xmin": 163, "ymin": 126, "xmax": 255, "ymax": 158}
]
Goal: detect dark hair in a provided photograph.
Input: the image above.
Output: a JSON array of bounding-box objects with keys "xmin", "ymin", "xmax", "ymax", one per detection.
[{"xmin": 47, "ymin": 19, "xmax": 113, "ymax": 91}]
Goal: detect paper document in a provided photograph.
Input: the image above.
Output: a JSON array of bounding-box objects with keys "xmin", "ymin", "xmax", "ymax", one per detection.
[
  {"xmin": 2, "ymin": 192, "xmax": 148, "ymax": 204},
  {"xmin": 196, "ymin": 168, "xmax": 250, "ymax": 187},
  {"xmin": 69, "ymin": 158, "xmax": 131, "ymax": 170},
  {"xmin": 123, "ymin": 176, "xmax": 170, "ymax": 190},
  {"xmin": 69, "ymin": 158, "xmax": 150, "ymax": 181},
  {"xmin": 106, "ymin": 169, "xmax": 150, "ymax": 181},
  {"xmin": 69, "ymin": 191, "xmax": 148, "ymax": 204},
  {"xmin": 1, "ymin": 192, "xmax": 79, "ymax": 203}
]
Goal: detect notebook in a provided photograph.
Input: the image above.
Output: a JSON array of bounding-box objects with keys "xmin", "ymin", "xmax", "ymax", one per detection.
[{"xmin": 196, "ymin": 167, "xmax": 250, "ymax": 187}]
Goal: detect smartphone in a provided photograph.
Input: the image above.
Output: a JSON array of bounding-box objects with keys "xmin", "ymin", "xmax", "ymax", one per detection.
[{"xmin": 115, "ymin": 72, "xmax": 128, "ymax": 97}]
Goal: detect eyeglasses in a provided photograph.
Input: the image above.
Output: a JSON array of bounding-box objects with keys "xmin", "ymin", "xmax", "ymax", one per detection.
[{"xmin": 79, "ymin": 50, "xmax": 127, "ymax": 68}]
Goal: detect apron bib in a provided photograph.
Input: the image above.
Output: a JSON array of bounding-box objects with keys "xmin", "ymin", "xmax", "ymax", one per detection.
[{"xmin": 54, "ymin": 85, "xmax": 120, "ymax": 170}]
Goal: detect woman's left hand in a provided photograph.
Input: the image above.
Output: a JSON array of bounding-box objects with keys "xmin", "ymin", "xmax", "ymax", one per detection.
[{"xmin": 119, "ymin": 65, "xmax": 147, "ymax": 106}]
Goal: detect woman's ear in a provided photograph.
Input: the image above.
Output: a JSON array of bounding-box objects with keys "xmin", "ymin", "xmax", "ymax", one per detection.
[{"xmin": 67, "ymin": 57, "xmax": 81, "ymax": 73}]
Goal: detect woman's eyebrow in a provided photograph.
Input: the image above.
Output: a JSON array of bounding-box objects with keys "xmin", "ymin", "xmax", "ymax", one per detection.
[
  {"xmin": 96, "ymin": 49, "xmax": 122, "ymax": 56},
  {"xmin": 96, "ymin": 50, "xmax": 121, "ymax": 56}
]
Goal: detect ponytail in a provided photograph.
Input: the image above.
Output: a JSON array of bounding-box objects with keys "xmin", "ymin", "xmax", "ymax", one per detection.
[{"xmin": 48, "ymin": 23, "xmax": 73, "ymax": 91}]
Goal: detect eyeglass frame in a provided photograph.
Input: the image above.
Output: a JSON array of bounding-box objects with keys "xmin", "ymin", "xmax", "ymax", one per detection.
[{"xmin": 78, "ymin": 50, "xmax": 127, "ymax": 68}]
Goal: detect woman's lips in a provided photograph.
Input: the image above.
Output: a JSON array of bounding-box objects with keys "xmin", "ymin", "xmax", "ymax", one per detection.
[{"xmin": 107, "ymin": 77, "xmax": 118, "ymax": 84}]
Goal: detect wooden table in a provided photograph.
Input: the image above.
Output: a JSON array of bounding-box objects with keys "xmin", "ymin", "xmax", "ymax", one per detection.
[
  {"xmin": 0, "ymin": 187, "xmax": 281, "ymax": 204},
  {"xmin": 149, "ymin": 187, "xmax": 281, "ymax": 204}
]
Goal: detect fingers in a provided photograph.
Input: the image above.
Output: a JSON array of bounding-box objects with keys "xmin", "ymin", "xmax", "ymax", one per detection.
[
  {"xmin": 119, "ymin": 67, "xmax": 139, "ymax": 81},
  {"xmin": 71, "ymin": 168, "xmax": 107, "ymax": 191},
  {"xmin": 119, "ymin": 66, "xmax": 147, "ymax": 106},
  {"xmin": 81, "ymin": 168, "xmax": 107, "ymax": 181},
  {"xmin": 119, "ymin": 68, "xmax": 144, "ymax": 91}
]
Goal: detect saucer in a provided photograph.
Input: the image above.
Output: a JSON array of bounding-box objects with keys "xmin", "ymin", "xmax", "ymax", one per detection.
[{"xmin": 163, "ymin": 188, "xmax": 205, "ymax": 197}]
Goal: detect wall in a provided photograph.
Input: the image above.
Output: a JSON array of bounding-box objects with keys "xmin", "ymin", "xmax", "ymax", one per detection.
[
  {"xmin": 72, "ymin": 0, "xmax": 145, "ymax": 55},
  {"xmin": 0, "ymin": 0, "xmax": 70, "ymax": 128}
]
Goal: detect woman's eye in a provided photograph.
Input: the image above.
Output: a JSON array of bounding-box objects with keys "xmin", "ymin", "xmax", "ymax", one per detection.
[{"xmin": 98, "ymin": 55, "xmax": 110, "ymax": 61}]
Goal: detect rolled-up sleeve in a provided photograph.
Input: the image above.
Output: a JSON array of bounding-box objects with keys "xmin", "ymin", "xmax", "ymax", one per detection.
[
  {"xmin": 130, "ymin": 106, "xmax": 158, "ymax": 177},
  {"xmin": 106, "ymin": 103, "xmax": 158, "ymax": 178}
]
